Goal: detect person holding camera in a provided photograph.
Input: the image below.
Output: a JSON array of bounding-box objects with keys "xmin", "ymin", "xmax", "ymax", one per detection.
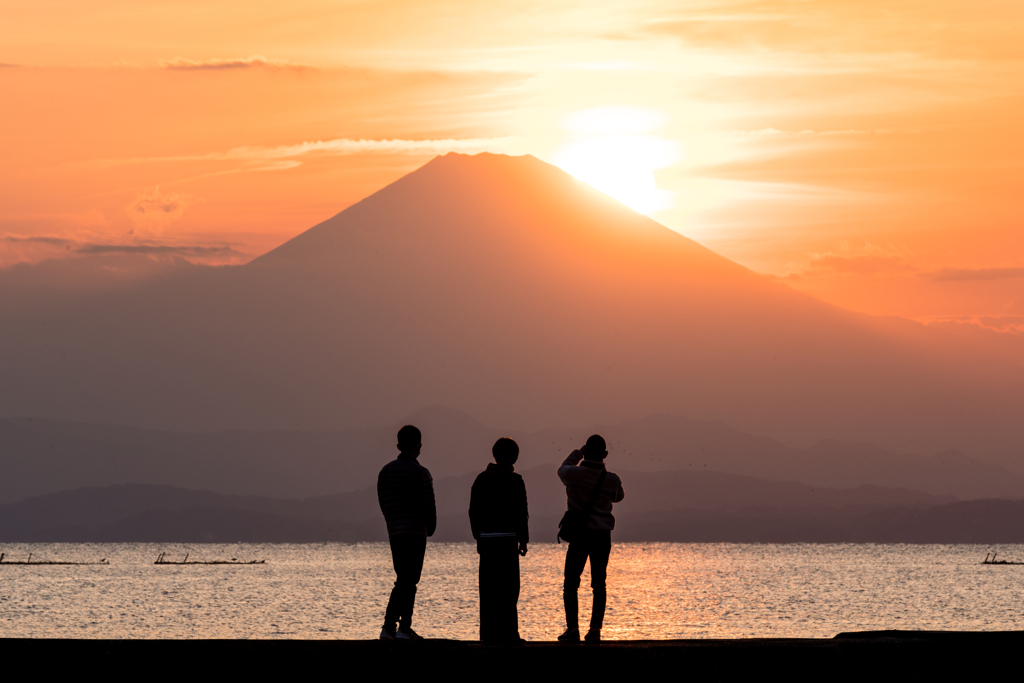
[{"xmin": 556, "ymin": 434, "xmax": 624, "ymax": 643}]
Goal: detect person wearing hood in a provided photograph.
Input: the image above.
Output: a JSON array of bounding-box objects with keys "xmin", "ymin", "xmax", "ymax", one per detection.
[{"xmin": 469, "ymin": 437, "xmax": 529, "ymax": 643}]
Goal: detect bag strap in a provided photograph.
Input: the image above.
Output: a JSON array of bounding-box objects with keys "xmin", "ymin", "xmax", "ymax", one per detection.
[
  {"xmin": 556, "ymin": 469, "xmax": 609, "ymax": 544},
  {"xmin": 583, "ymin": 469, "xmax": 608, "ymax": 515}
]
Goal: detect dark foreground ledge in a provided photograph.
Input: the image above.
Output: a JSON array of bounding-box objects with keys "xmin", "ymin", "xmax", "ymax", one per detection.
[{"xmin": 4, "ymin": 631, "xmax": 1021, "ymax": 680}]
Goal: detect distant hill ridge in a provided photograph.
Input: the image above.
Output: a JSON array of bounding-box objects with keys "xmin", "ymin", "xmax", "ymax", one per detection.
[
  {"xmin": 2, "ymin": 408, "xmax": 1024, "ymax": 506},
  {"xmin": 7, "ymin": 474, "xmax": 1023, "ymax": 544}
]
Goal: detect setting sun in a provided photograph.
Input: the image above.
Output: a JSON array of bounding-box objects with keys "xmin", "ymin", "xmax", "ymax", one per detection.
[{"xmin": 551, "ymin": 107, "xmax": 680, "ymax": 216}]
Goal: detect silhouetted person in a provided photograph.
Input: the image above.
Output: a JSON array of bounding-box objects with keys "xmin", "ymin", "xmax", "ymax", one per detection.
[
  {"xmin": 557, "ymin": 434, "xmax": 624, "ymax": 642},
  {"xmin": 377, "ymin": 425, "xmax": 436, "ymax": 640},
  {"xmin": 469, "ymin": 437, "xmax": 529, "ymax": 643}
]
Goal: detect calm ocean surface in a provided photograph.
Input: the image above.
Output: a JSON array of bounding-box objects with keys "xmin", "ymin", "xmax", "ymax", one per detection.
[{"xmin": 1, "ymin": 543, "xmax": 1021, "ymax": 640}]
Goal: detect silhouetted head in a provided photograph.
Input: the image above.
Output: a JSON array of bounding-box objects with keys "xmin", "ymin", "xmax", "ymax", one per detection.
[
  {"xmin": 397, "ymin": 425, "xmax": 422, "ymax": 457},
  {"xmin": 583, "ymin": 434, "xmax": 608, "ymax": 461},
  {"xmin": 492, "ymin": 437, "xmax": 519, "ymax": 466}
]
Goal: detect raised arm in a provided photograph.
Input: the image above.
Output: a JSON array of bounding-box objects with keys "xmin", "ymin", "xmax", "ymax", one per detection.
[
  {"xmin": 557, "ymin": 449, "xmax": 584, "ymax": 484},
  {"xmin": 610, "ymin": 475, "xmax": 625, "ymax": 503}
]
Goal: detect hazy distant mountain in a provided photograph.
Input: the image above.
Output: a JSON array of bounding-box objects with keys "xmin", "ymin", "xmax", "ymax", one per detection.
[
  {"xmin": 615, "ymin": 500, "xmax": 1024, "ymax": 544},
  {"xmin": 3, "ymin": 408, "xmax": 1024, "ymax": 505},
  {"xmin": 0, "ymin": 471, "xmax": 960, "ymax": 543},
  {"xmin": 0, "ymin": 406, "xmax": 495, "ymax": 503},
  {"xmin": 4, "ymin": 474, "xmax": 1019, "ymax": 544},
  {"xmin": 1, "ymin": 153, "xmax": 1023, "ymax": 466},
  {"xmin": 574, "ymin": 416, "xmax": 1024, "ymax": 500}
]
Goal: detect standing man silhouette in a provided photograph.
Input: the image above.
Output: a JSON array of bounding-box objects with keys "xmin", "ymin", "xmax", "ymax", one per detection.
[
  {"xmin": 377, "ymin": 425, "xmax": 436, "ymax": 640},
  {"xmin": 469, "ymin": 437, "xmax": 529, "ymax": 643},
  {"xmin": 557, "ymin": 434, "xmax": 624, "ymax": 642}
]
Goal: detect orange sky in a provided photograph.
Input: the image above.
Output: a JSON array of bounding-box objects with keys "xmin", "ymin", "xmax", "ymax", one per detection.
[{"xmin": 2, "ymin": 0, "xmax": 1023, "ymax": 333}]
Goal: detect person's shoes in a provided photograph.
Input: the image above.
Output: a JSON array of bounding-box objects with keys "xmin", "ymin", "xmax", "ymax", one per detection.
[
  {"xmin": 557, "ymin": 628, "xmax": 580, "ymax": 642},
  {"xmin": 481, "ymin": 636, "xmax": 526, "ymax": 645},
  {"xmin": 584, "ymin": 629, "xmax": 601, "ymax": 642},
  {"xmin": 396, "ymin": 627, "xmax": 424, "ymax": 640},
  {"xmin": 379, "ymin": 626, "xmax": 396, "ymax": 640}
]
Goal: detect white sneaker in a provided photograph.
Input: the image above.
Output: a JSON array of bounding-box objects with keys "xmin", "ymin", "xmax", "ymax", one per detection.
[
  {"xmin": 379, "ymin": 626, "xmax": 396, "ymax": 640},
  {"xmin": 396, "ymin": 627, "xmax": 423, "ymax": 640}
]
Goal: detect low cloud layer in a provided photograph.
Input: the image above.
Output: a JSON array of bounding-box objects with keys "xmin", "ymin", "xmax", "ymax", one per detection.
[
  {"xmin": 77, "ymin": 244, "xmax": 241, "ymax": 256},
  {"xmin": 930, "ymin": 267, "xmax": 1024, "ymax": 282},
  {"xmin": 2, "ymin": 235, "xmax": 73, "ymax": 247},
  {"xmin": 1, "ymin": 235, "xmax": 244, "ymax": 267},
  {"xmin": 924, "ymin": 315, "xmax": 1024, "ymax": 335},
  {"xmin": 787, "ymin": 243, "xmax": 911, "ymax": 278},
  {"xmin": 161, "ymin": 56, "xmax": 309, "ymax": 71}
]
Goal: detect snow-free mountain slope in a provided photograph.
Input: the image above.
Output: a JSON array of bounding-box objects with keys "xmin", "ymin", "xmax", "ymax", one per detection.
[{"xmin": 0, "ymin": 153, "xmax": 1022, "ymax": 464}]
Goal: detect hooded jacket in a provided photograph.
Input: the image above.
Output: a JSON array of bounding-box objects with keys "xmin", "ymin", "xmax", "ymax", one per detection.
[{"xmin": 468, "ymin": 463, "xmax": 529, "ymax": 544}]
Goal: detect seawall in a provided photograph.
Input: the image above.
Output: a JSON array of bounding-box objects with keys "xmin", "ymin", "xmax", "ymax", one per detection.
[{"xmin": 2, "ymin": 631, "xmax": 1021, "ymax": 680}]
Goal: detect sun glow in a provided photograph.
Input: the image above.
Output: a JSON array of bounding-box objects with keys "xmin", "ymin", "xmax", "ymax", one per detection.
[{"xmin": 552, "ymin": 107, "xmax": 681, "ymax": 215}]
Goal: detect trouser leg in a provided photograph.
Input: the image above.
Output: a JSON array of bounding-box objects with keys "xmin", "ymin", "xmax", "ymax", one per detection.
[
  {"xmin": 479, "ymin": 543, "xmax": 494, "ymax": 641},
  {"xmin": 384, "ymin": 536, "xmax": 403, "ymax": 629},
  {"xmin": 497, "ymin": 541, "xmax": 520, "ymax": 639},
  {"xmin": 480, "ymin": 538, "xmax": 519, "ymax": 642},
  {"xmin": 508, "ymin": 547, "xmax": 520, "ymax": 638},
  {"xmin": 385, "ymin": 534, "xmax": 426, "ymax": 630},
  {"xmin": 588, "ymin": 532, "xmax": 612, "ymax": 632},
  {"xmin": 563, "ymin": 541, "xmax": 588, "ymax": 630}
]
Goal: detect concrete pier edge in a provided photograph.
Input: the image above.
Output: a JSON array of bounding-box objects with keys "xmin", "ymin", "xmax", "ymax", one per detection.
[{"xmin": 3, "ymin": 631, "xmax": 1021, "ymax": 680}]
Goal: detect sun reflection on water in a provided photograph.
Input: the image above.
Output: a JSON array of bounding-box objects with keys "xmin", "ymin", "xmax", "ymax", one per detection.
[{"xmin": 1, "ymin": 542, "xmax": 1022, "ymax": 640}]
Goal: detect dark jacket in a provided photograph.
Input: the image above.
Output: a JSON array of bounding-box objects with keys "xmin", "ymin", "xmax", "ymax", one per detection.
[
  {"xmin": 468, "ymin": 463, "xmax": 529, "ymax": 544},
  {"xmin": 377, "ymin": 454, "xmax": 436, "ymax": 536},
  {"xmin": 557, "ymin": 449, "xmax": 625, "ymax": 531}
]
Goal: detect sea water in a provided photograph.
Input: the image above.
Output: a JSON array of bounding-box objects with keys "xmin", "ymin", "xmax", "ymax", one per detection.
[{"xmin": 1, "ymin": 543, "xmax": 1021, "ymax": 640}]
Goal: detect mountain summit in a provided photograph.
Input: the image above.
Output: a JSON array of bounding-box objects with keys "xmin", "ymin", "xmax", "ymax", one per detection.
[{"xmin": 1, "ymin": 153, "xmax": 1022, "ymax": 463}]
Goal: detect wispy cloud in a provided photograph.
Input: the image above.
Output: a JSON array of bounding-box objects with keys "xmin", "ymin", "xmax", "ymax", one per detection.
[
  {"xmin": 785, "ymin": 243, "xmax": 911, "ymax": 277},
  {"xmin": 0, "ymin": 63, "xmax": 19, "ymax": 68},
  {"xmin": 89, "ymin": 137, "xmax": 521, "ymax": 168},
  {"xmin": 930, "ymin": 267, "xmax": 1024, "ymax": 282},
  {"xmin": 2, "ymin": 235, "xmax": 243, "ymax": 259},
  {"xmin": 728, "ymin": 128, "xmax": 879, "ymax": 140},
  {"xmin": 1, "ymin": 235, "xmax": 73, "ymax": 246},
  {"xmin": 805, "ymin": 254, "xmax": 910, "ymax": 275},
  {"xmin": 923, "ymin": 315, "xmax": 1024, "ymax": 334},
  {"xmin": 76, "ymin": 244, "xmax": 241, "ymax": 257},
  {"xmin": 125, "ymin": 186, "xmax": 192, "ymax": 234},
  {"xmin": 161, "ymin": 55, "xmax": 311, "ymax": 71},
  {"xmin": 203, "ymin": 138, "xmax": 518, "ymax": 160}
]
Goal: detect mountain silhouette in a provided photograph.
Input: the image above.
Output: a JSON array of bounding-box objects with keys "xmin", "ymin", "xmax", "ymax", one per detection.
[{"xmin": 1, "ymin": 153, "xmax": 1022, "ymax": 466}]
